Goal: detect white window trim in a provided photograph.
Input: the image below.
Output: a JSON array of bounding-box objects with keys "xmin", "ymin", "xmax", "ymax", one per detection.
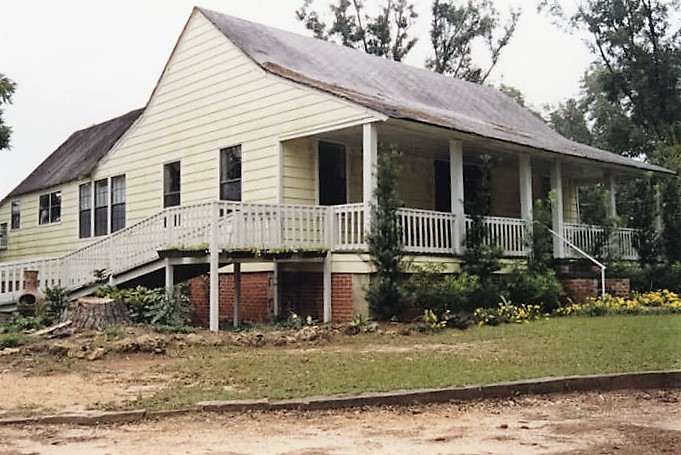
[{"xmin": 37, "ymin": 190, "xmax": 62, "ymax": 226}]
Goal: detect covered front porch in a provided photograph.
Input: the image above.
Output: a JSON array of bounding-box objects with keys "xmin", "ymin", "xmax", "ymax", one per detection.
[{"xmin": 281, "ymin": 119, "xmax": 640, "ymax": 261}]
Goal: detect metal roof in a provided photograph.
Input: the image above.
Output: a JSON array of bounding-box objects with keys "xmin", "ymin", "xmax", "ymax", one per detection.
[
  {"xmin": 199, "ymin": 7, "xmax": 672, "ymax": 175},
  {"xmin": 5, "ymin": 108, "xmax": 143, "ymax": 200}
]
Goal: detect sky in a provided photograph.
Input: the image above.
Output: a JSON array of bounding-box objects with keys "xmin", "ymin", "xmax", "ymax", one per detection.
[{"xmin": 0, "ymin": 0, "xmax": 594, "ymax": 200}]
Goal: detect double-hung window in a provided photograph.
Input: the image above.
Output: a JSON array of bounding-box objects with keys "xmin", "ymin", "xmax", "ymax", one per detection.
[
  {"xmin": 79, "ymin": 183, "xmax": 92, "ymax": 238},
  {"xmin": 10, "ymin": 201, "xmax": 20, "ymax": 230},
  {"xmin": 94, "ymin": 179, "xmax": 109, "ymax": 236},
  {"xmin": 79, "ymin": 174, "xmax": 126, "ymax": 238},
  {"xmin": 38, "ymin": 191, "xmax": 61, "ymax": 225},
  {"xmin": 111, "ymin": 175, "xmax": 126, "ymax": 233},
  {"xmin": 164, "ymin": 161, "xmax": 181, "ymax": 208},
  {"xmin": 0, "ymin": 223, "xmax": 7, "ymax": 250},
  {"xmin": 220, "ymin": 145, "xmax": 242, "ymax": 201}
]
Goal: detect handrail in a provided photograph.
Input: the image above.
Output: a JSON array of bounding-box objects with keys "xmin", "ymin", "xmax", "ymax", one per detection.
[{"xmin": 542, "ymin": 222, "xmax": 606, "ymax": 297}]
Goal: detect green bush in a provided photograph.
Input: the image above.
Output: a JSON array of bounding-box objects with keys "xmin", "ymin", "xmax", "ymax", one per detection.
[
  {"xmin": 505, "ymin": 267, "xmax": 563, "ymax": 312},
  {"xmin": 0, "ymin": 332, "xmax": 30, "ymax": 349},
  {"xmin": 97, "ymin": 284, "xmax": 192, "ymax": 333},
  {"xmin": 407, "ymin": 268, "xmax": 480, "ymax": 316},
  {"xmin": 43, "ymin": 286, "xmax": 69, "ymax": 325}
]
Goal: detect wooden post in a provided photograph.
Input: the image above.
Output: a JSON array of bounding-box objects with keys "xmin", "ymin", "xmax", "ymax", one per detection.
[
  {"xmin": 449, "ymin": 140, "xmax": 465, "ymax": 255},
  {"xmin": 363, "ymin": 123, "xmax": 378, "ymax": 234},
  {"xmin": 209, "ymin": 203, "xmax": 220, "ymax": 332},
  {"xmin": 323, "ymin": 252, "xmax": 332, "ymax": 323},
  {"xmin": 519, "ymin": 155, "xmax": 533, "ymax": 251},
  {"xmin": 233, "ymin": 262, "xmax": 241, "ymax": 329},
  {"xmin": 164, "ymin": 258, "xmax": 174, "ymax": 293},
  {"xmin": 607, "ymin": 173, "xmax": 617, "ymax": 219},
  {"xmin": 551, "ymin": 161, "xmax": 565, "ymax": 258}
]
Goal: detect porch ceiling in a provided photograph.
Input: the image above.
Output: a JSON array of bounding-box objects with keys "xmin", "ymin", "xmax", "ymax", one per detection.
[{"xmin": 309, "ymin": 119, "xmax": 661, "ymax": 181}]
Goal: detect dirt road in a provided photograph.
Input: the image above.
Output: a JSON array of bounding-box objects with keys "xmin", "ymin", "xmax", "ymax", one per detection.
[{"xmin": 1, "ymin": 389, "xmax": 679, "ymax": 454}]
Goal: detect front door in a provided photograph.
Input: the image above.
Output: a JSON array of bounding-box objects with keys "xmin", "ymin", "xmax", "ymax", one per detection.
[
  {"xmin": 318, "ymin": 142, "xmax": 347, "ymax": 205},
  {"xmin": 434, "ymin": 160, "xmax": 450, "ymax": 212}
]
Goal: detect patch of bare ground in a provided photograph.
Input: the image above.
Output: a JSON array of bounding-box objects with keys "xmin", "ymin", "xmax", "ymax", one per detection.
[{"xmin": 0, "ymin": 390, "xmax": 679, "ymax": 454}]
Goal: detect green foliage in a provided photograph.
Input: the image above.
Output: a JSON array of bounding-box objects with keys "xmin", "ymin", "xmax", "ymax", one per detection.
[
  {"xmin": 43, "ymin": 286, "xmax": 69, "ymax": 325},
  {"xmin": 630, "ymin": 173, "xmax": 661, "ymax": 265},
  {"xmin": 96, "ymin": 285, "xmax": 192, "ymax": 333},
  {"xmin": 345, "ymin": 314, "xmax": 378, "ymax": 334},
  {"xmin": 366, "ymin": 148, "xmax": 407, "ymax": 320},
  {"xmin": 276, "ymin": 312, "xmax": 316, "ymax": 330},
  {"xmin": 427, "ymin": 0, "xmax": 520, "ymax": 83},
  {"xmin": 530, "ymin": 197, "xmax": 554, "ymax": 271},
  {"xmin": 0, "ymin": 314, "xmax": 44, "ymax": 333},
  {"xmin": 505, "ymin": 267, "xmax": 563, "ymax": 313},
  {"xmin": 463, "ymin": 155, "xmax": 502, "ymax": 279},
  {"xmin": 472, "ymin": 298, "xmax": 546, "ymax": 326},
  {"xmin": 0, "ymin": 73, "xmax": 16, "ymax": 150},
  {"xmin": 406, "ymin": 266, "xmax": 480, "ymax": 315},
  {"xmin": 0, "ymin": 332, "xmax": 29, "ymax": 349},
  {"xmin": 556, "ymin": 290, "xmax": 681, "ymax": 317},
  {"xmin": 296, "ymin": 0, "xmax": 418, "ymax": 61},
  {"xmin": 661, "ymin": 177, "xmax": 681, "ymax": 262}
]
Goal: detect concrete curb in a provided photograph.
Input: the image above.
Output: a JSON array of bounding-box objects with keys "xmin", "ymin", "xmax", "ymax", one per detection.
[{"xmin": 2, "ymin": 370, "xmax": 680, "ymax": 426}]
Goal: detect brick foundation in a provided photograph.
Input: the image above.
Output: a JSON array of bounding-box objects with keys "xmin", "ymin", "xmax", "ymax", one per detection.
[
  {"xmin": 188, "ymin": 271, "xmax": 355, "ymax": 327},
  {"xmin": 559, "ymin": 277, "xmax": 630, "ymax": 303}
]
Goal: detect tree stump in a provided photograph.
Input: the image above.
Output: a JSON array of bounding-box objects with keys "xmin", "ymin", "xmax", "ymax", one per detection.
[{"xmin": 70, "ymin": 297, "xmax": 130, "ymax": 331}]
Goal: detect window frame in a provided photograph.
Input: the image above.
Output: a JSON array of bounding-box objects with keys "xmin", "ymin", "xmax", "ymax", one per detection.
[
  {"xmin": 219, "ymin": 145, "xmax": 242, "ymax": 201},
  {"xmin": 38, "ymin": 190, "xmax": 61, "ymax": 225},
  {"xmin": 79, "ymin": 182, "xmax": 92, "ymax": 239},
  {"xmin": 110, "ymin": 175, "xmax": 126, "ymax": 233},
  {"xmin": 10, "ymin": 200, "xmax": 20, "ymax": 230},
  {"xmin": 163, "ymin": 161, "xmax": 181, "ymax": 208},
  {"xmin": 0, "ymin": 223, "xmax": 7, "ymax": 250}
]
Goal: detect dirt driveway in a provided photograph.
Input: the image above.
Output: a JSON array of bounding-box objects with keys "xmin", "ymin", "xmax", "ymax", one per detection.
[{"xmin": 1, "ymin": 389, "xmax": 679, "ymax": 455}]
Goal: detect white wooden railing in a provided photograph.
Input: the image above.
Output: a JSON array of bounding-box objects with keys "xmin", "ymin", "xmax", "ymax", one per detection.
[
  {"xmin": 564, "ymin": 223, "xmax": 638, "ymax": 261},
  {"xmin": 465, "ymin": 215, "xmax": 529, "ymax": 257},
  {"xmin": 0, "ymin": 201, "xmax": 642, "ymax": 305}
]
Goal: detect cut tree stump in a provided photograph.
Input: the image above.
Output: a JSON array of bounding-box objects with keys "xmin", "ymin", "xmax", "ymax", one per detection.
[{"xmin": 71, "ymin": 297, "xmax": 130, "ymax": 331}]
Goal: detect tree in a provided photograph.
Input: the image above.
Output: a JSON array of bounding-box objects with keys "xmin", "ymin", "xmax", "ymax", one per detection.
[
  {"xmin": 539, "ymin": 0, "xmax": 681, "ymax": 156},
  {"xmin": 296, "ymin": 0, "xmax": 418, "ymax": 61},
  {"xmin": 365, "ymin": 148, "xmax": 407, "ymax": 320},
  {"xmin": 0, "ymin": 73, "xmax": 16, "ymax": 151},
  {"xmin": 427, "ymin": 0, "xmax": 520, "ymax": 83}
]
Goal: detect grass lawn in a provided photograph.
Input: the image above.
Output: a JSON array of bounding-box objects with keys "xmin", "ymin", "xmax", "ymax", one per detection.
[{"xmin": 117, "ymin": 314, "xmax": 681, "ymax": 411}]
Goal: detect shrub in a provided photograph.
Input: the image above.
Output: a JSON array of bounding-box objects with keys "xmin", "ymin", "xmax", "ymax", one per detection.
[
  {"xmin": 407, "ymin": 268, "xmax": 480, "ymax": 315},
  {"xmin": 505, "ymin": 267, "xmax": 563, "ymax": 312},
  {"xmin": 43, "ymin": 286, "xmax": 69, "ymax": 325},
  {"xmin": 472, "ymin": 298, "xmax": 546, "ymax": 326},
  {"xmin": 96, "ymin": 284, "xmax": 192, "ymax": 333},
  {"xmin": 556, "ymin": 290, "xmax": 681, "ymax": 317},
  {"xmin": 0, "ymin": 332, "xmax": 30, "ymax": 349}
]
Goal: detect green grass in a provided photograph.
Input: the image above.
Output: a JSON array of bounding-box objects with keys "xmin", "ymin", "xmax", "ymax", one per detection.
[{"xmin": 115, "ymin": 315, "xmax": 681, "ymax": 411}]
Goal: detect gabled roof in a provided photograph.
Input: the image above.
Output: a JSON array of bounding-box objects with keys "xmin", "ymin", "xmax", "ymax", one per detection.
[
  {"xmin": 5, "ymin": 108, "xmax": 143, "ymax": 200},
  {"xmin": 198, "ymin": 7, "xmax": 672, "ymax": 175}
]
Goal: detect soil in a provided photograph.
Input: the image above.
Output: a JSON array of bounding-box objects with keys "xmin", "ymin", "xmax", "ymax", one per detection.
[
  {"xmin": 0, "ymin": 327, "xmax": 679, "ymax": 454},
  {"xmin": 0, "ymin": 390, "xmax": 679, "ymax": 454}
]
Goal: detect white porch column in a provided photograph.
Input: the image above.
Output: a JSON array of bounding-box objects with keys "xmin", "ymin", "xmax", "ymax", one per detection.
[
  {"xmin": 323, "ymin": 252, "xmax": 332, "ymax": 323},
  {"xmin": 449, "ymin": 140, "xmax": 465, "ymax": 255},
  {"xmin": 209, "ymin": 203, "xmax": 220, "ymax": 332},
  {"xmin": 550, "ymin": 161, "xmax": 565, "ymax": 258},
  {"xmin": 363, "ymin": 122, "xmax": 378, "ymax": 233},
  {"xmin": 164, "ymin": 259, "xmax": 174, "ymax": 293},
  {"xmin": 606, "ymin": 173, "xmax": 617, "ymax": 219},
  {"xmin": 233, "ymin": 262, "xmax": 241, "ymax": 329},
  {"xmin": 519, "ymin": 155, "xmax": 533, "ymax": 223},
  {"xmin": 519, "ymin": 155, "xmax": 533, "ymax": 251}
]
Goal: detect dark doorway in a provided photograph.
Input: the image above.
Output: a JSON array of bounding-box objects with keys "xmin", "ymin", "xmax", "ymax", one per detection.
[{"xmin": 318, "ymin": 142, "xmax": 347, "ymax": 205}]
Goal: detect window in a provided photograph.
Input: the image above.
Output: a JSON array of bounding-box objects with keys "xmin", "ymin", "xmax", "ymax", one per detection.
[
  {"xmin": 318, "ymin": 142, "xmax": 347, "ymax": 205},
  {"xmin": 38, "ymin": 191, "xmax": 61, "ymax": 225},
  {"xmin": 220, "ymin": 145, "xmax": 242, "ymax": 201},
  {"xmin": 164, "ymin": 161, "xmax": 181, "ymax": 208},
  {"xmin": 94, "ymin": 179, "xmax": 108, "ymax": 236},
  {"xmin": 79, "ymin": 183, "xmax": 92, "ymax": 238},
  {"xmin": 10, "ymin": 201, "xmax": 20, "ymax": 230},
  {"xmin": 0, "ymin": 223, "xmax": 7, "ymax": 250},
  {"xmin": 111, "ymin": 175, "xmax": 126, "ymax": 233}
]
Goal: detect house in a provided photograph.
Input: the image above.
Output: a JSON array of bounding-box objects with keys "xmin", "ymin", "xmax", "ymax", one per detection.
[{"xmin": 0, "ymin": 7, "xmax": 673, "ymax": 329}]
